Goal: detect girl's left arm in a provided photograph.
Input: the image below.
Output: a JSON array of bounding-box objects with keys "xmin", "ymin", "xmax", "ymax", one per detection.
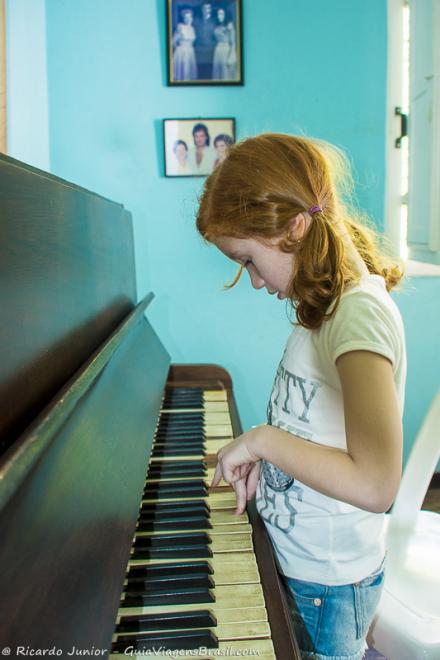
[{"xmin": 212, "ymin": 350, "xmax": 403, "ymax": 514}]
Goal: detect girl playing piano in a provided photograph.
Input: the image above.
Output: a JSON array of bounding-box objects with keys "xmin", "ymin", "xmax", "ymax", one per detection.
[{"xmin": 196, "ymin": 133, "xmax": 406, "ymax": 660}]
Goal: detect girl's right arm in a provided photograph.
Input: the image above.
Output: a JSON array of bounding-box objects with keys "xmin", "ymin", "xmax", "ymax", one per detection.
[{"xmin": 213, "ymin": 349, "xmax": 403, "ymax": 515}]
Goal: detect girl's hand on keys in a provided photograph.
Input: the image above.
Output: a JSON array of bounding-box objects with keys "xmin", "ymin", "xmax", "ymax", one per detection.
[{"xmin": 211, "ymin": 431, "xmax": 262, "ymax": 514}]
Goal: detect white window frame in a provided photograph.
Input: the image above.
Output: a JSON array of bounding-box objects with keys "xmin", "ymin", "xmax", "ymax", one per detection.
[
  {"xmin": 385, "ymin": 0, "xmax": 405, "ymax": 257},
  {"xmin": 385, "ymin": 0, "xmax": 440, "ymax": 275}
]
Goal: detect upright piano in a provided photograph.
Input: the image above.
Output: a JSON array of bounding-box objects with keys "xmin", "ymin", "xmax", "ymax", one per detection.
[{"xmin": 0, "ymin": 154, "xmax": 300, "ymax": 659}]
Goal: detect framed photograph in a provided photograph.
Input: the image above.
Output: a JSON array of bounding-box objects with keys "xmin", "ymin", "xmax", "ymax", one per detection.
[
  {"xmin": 166, "ymin": 1, "xmax": 243, "ymax": 86},
  {"xmin": 163, "ymin": 117, "xmax": 236, "ymax": 177}
]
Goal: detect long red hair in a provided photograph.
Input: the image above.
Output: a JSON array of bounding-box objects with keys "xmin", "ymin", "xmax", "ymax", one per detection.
[{"xmin": 196, "ymin": 133, "xmax": 403, "ymax": 329}]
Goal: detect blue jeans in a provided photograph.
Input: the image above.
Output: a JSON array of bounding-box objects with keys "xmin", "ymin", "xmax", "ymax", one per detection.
[{"xmin": 283, "ymin": 564, "xmax": 385, "ymax": 660}]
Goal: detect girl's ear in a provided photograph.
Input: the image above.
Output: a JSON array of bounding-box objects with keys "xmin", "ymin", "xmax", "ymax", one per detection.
[{"xmin": 287, "ymin": 213, "xmax": 310, "ymax": 241}]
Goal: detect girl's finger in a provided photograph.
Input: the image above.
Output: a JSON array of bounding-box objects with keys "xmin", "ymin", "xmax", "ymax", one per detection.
[
  {"xmin": 238, "ymin": 463, "xmax": 251, "ymax": 479},
  {"xmin": 246, "ymin": 461, "xmax": 261, "ymax": 501},
  {"xmin": 233, "ymin": 478, "xmax": 247, "ymax": 515},
  {"xmin": 222, "ymin": 460, "xmax": 237, "ymax": 485},
  {"xmin": 210, "ymin": 461, "xmax": 223, "ymax": 487},
  {"xmin": 229, "ymin": 462, "xmax": 251, "ymax": 484}
]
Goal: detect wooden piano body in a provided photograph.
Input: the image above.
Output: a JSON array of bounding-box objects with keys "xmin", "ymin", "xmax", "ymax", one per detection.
[{"xmin": 0, "ymin": 154, "xmax": 299, "ymax": 658}]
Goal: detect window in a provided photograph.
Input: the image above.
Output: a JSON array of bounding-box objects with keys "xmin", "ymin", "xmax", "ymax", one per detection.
[
  {"xmin": 386, "ymin": 0, "xmax": 440, "ymax": 271},
  {"xmin": 407, "ymin": 0, "xmax": 440, "ymax": 266}
]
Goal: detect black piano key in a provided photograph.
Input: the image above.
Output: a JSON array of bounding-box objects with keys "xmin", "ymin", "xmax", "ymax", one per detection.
[
  {"xmin": 155, "ymin": 431, "xmax": 204, "ymax": 439},
  {"xmin": 151, "ymin": 446, "xmax": 205, "ymax": 454},
  {"xmin": 134, "ymin": 531, "xmax": 210, "ymax": 546},
  {"xmin": 140, "ymin": 500, "xmax": 210, "ymax": 515},
  {"xmin": 166, "ymin": 386, "xmax": 203, "ymax": 392},
  {"xmin": 137, "ymin": 515, "xmax": 212, "ymax": 531},
  {"xmin": 125, "ymin": 574, "xmax": 215, "ymax": 593},
  {"xmin": 131, "ymin": 546, "xmax": 212, "ymax": 560},
  {"xmin": 127, "ymin": 560, "xmax": 214, "ymax": 580},
  {"xmin": 116, "ymin": 609, "xmax": 217, "ymax": 633},
  {"xmin": 138, "ymin": 507, "xmax": 209, "ymax": 520},
  {"xmin": 132, "ymin": 532, "xmax": 212, "ymax": 560},
  {"xmin": 147, "ymin": 464, "xmax": 206, "ymax": 478},
  {"xmin": 153, "ymin": 436, "xmax": 205, "ymax": 445},
  {"xmin": 156, "ymin": 419, "xmax": 205, "ymax": 431},
  {"xmin": 147, "ymin": 459, "xmax": 206, "ymax": 472},
  {"xmin": 143, "ymin": 487, "xmax": 208, "ymax": 500},
  {"xmin": 151, "ymin": 446, "xmax": 205, "ymax": 457},
  {"xmin": 139, "ymin": 508, "xmax": 209, "ymax": 521},
  {"xmin": 159, "ymin": 413, "xmax": 204, "ymax": 421},
  {"xmin": 157, "ymin": 413, "xmax": 205, "ymax": 423},
  {"xmin": 161, "ymin": 407, "xmax": 204, "ymax": 412},
  {"xmin": 126, "ymin": 567, "xmax": 213, "ymax": 586},
  {"xmin": 164, "ymin": 388, "xmax": 204, "ymax": 399},
  {"xmin": 164, "ymin": 390, "xmax": 204, "ymax": 398},
  {"xmin": 155, "ymin": 427, "xmax": 205, "ymax": 435},
  {"xmin": 158, "ymin": 418, "xmax": 204, "ymax": 425},
  {"xmin": 152, "ymin": 442, "xmax": 205, "ymax": 450},
  {"xmin": 161, "ymin": 401, "xmax": 204, "ymax": 409},
  {"xmin": 147, "ymin": 468, "xmax": 206, "ymax": 479},
  {"xmin": 121, "ymin": 586, "xmax": 215, "ymax": 607},
  {"xmin": 143, "ymin": 481, "xmax": 208, "ymax": 499},
  {"xmin": 161, "ymin": 400, "xmax": 203, "ymax": 410},
  {"xmin": 144, "ymin": 477, "xmax": 207, "ymax": 486},
  {"xmin": 144, "ymin": 478, "xmax": 207, "ymax": 490},
  {"xmin": 155, "ymin": 428, "xmax": 205, "ymax": 438},
  {"xmin": 165, "ymin": 395, "xmax": 204, "ymax": 400},
  {"xmin": 154, "ymin": 428, "xmax": 205, "ymax": 436},
  {"xmin": 133, "ymin": 532, "xmax": 212, "ymax": 559},
  {"xmin": 155, "ymin": 431, "xmax": 204, "ymax": 438},
  {"xmin": 112, "ymin": 629, "xmax": 218, "ymax": 653},
  {"xmin": 171, "ymin": 395, "xmax": 206, "ymax": 399},
  {"xmin": 163, "ymin": 397, "xmax": 204, "ymax": 403},
  {"xmin": 153, "ymin": 433, "xmax": 206, "ymax": 447}
]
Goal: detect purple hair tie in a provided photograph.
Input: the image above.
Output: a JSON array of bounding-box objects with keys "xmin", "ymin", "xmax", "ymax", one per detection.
[{"xmin": 308, "ymin": 205, "xmax": 323, "ymax": 215}]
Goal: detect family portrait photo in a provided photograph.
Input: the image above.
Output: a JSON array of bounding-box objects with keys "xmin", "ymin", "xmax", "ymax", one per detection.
[
  {"xmin": 163, "ymin": 118, "xmax": 235, "ymax": 176},
  {"xmin": 167, "ymin": 0, "xmax": 243, "ymax": 85}
]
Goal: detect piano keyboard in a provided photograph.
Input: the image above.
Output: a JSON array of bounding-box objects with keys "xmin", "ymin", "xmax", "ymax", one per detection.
[{"xmin": 110, "ymin": 386, "xmax": 276, "ymax": 659}]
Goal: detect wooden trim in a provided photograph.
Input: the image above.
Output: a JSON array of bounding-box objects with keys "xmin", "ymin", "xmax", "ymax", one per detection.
[
  {"xmin": 167, "ymin": 363, "xmax": 233, "ymax": 390},
  {"xmin": 0, "ymin": 0, "xmax": 6, "ymax": 154}
]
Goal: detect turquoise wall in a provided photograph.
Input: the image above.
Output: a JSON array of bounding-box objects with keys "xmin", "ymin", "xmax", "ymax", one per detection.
[
  {"xmin": 40, "ymin": 0, "xmax": 438, "ymax": 465},
  {"xmin": 5, "ymin": 0, "xmax": 50, "ymax": 169},
  {"xmin": 396, "ymin": 278, "xmax": 440, "ymax": 464}
]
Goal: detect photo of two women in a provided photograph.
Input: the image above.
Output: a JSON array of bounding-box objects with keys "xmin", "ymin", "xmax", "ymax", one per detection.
[{"xmin": 168, "ymin": 0, "xmax": 241, "ymax": 83}]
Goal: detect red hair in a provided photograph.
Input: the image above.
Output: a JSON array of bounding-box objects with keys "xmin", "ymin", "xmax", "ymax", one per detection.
[{"xmin": 196, "ymin": 133, "xmax": 403, "ymax": 329}]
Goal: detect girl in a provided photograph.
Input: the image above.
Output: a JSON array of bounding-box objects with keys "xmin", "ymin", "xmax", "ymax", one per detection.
[{"xmin": 196, "ymin": 134, "xmax": 406, "ymax": 660}]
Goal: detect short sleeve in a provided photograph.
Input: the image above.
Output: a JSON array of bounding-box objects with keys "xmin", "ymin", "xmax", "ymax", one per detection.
[{"xmin": 323, "ymin": 289, "xmax": 403, "ymax": 369}]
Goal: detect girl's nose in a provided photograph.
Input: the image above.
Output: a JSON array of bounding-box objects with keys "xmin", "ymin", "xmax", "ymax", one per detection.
[{"xmin": 248, "ymin": 270, "xmax": 265, "ymax": 290}]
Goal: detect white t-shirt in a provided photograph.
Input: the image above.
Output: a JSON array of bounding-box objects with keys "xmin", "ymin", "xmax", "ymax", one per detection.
[{"xmin": 255, "ymin": 274, "xmax": 406, "ymax": 586}]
